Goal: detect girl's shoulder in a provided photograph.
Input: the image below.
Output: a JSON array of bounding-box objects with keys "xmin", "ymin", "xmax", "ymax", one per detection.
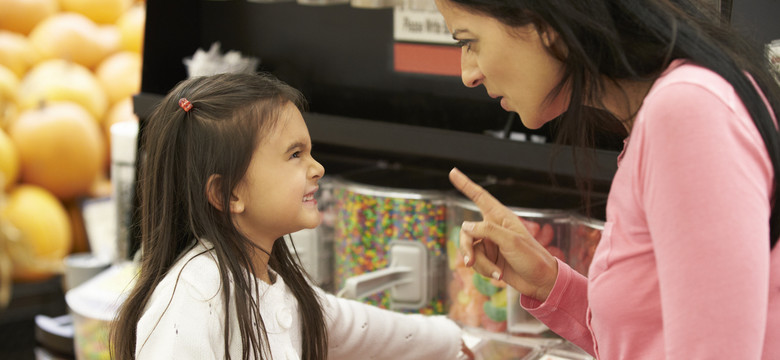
[{"xmin": 158, "ymin": 240, "xmax": 223, "ymax": 300}]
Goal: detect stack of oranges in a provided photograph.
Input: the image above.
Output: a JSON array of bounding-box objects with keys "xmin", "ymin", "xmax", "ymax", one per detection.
[{"xmin": 0, "ymin": 0, "xmax": 144, "ymax": 284}]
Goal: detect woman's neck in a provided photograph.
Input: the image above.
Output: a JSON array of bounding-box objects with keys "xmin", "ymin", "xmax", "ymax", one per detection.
[{"xmin": 600, "ymin": 77, "xmax": 655, "ymax": 133}]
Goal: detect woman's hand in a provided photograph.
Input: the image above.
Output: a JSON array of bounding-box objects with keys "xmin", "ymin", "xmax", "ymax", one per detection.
[{"xmin": 448, "ymin": 168, "xmax": 559, "ymax": 302}]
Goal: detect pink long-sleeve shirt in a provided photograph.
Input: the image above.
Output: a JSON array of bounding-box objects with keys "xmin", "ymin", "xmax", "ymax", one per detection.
[{"xmin": 521, "ymin": 60, "xmax": 780, "ymax": 359}]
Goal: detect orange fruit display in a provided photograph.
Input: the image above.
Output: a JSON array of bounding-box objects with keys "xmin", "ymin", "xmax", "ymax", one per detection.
[
  {"xmin": 17, "ymin": 59, "xmax": 109, "ymax": 120},
  {"xmin": 28, "ymin": 12, "xmax": 120, "ymax": 70},
  {"xmin": 0, "ymin": 0, "xmax": 59, "ymax": 35},
  {"xmin": 10, "ymin": 102, "xmax": 105, "ymax": 200},
  {"xmin": 2, "ymin": 184, "xmax": 72, "ymax": 282}
]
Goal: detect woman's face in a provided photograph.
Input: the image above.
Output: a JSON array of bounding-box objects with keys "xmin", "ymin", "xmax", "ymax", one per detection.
[{"xmin": 435, "ymin": 0, "xmax": 569, "ymax": 129}]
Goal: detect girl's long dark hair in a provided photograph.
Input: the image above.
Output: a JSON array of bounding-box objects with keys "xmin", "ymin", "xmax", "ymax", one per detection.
[
  {"xmin": 110, "ymin": 72, "xmax": 328, "ymax": 359},
  {"xmin": 450, "ymin": 0, "xmax": 780, "ymax": 248}
]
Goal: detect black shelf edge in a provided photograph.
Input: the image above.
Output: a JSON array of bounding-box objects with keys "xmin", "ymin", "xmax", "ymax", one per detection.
[
  {"xmin": 305, "ymin": 112, "xmax": 618, "ymax": 183},
  {"xmin": 133, "ymin": 92, "xmax": 618, "ymax": 183}
]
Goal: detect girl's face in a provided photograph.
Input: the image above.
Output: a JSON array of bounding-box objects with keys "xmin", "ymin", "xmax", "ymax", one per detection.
[
  {"xmin": 435, "ymin": 0, "xmax": 569, "ymax": 129},
  {"xmin": 232, "ymin": 102, "xmax": 325, "ymax": 245}
]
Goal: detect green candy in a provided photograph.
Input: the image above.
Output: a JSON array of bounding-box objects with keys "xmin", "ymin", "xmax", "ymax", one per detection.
[
  {"xmin": 483, "ymin": 300, "xmax": 507, "ymax": 322},
  {"xmin": 473, "ymin": 272, "xmax": 499, "ymax": 296}
]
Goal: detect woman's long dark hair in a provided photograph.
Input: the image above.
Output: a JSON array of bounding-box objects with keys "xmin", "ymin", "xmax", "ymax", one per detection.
[
  {"xmin": 450, "ymin": 0, "xmax": 780, "ymax": 248},
  {"xmin": 110, "ymin": 72, "xmax": 328, "ymax": 359}
]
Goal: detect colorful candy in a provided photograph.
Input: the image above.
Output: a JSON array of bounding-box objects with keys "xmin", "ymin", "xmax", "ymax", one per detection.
[{"xmin": 332, "ymin": 181, "xmax": 448, "ymax": 314}]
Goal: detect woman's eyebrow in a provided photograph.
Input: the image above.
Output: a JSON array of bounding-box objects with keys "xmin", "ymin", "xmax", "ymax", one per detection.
[{"xmin": 451, "ymin": 29, "xmax": 469, "ymax": 38}]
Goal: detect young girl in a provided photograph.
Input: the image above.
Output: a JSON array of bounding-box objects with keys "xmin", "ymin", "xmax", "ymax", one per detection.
[
  {"xmin": 110, "ymin": 72, "xmax": 470, "ymax": 360},
  {"xmin": 435, "ymin": 0, "xmax": 780, "ymax": 358}
]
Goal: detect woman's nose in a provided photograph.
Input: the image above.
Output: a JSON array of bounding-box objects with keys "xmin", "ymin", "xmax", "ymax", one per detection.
[{"xmin": 461, "ymin": 54, "xmax": 483, "ymax": 88}]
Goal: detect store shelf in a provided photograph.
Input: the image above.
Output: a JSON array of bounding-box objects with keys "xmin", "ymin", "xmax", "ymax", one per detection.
[{"xmin": 134, "ymin": 92, "xmax": 618, "ymax": 187}]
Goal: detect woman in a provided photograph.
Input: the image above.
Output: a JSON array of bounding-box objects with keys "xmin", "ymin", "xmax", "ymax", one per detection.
[{"xmin": 435, "ymin": 0, "xmax": 780, "ymax": 358}]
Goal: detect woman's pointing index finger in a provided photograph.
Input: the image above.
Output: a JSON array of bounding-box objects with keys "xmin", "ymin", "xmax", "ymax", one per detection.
[{"xmin": 449, "ymin": 168, "xmax": 519, "ymax": 227}]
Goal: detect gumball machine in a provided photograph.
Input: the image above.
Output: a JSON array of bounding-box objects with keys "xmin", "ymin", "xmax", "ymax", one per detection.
[{"xmin": 330, "ymin": 167, "xmax": 452, "ymax": 314}]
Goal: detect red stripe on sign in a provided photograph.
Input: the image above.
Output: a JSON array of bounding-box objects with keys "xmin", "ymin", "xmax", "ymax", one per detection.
[{"xmin": 393, "ymin": 42, "xmax": 460, "ymax": 77}]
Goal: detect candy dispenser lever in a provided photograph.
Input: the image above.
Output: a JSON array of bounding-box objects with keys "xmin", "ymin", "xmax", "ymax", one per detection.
[
  {"xmin": 339, "ymin": 267, "xmax": 408, "ymax": 300},
  {"xmin": 338, "ymin": 240, "xmax": 429, "ymax": 310}
]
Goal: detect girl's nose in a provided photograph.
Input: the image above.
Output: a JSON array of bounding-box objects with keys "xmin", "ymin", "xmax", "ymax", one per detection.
[{"xmin": 310, "ymin": 158, "xmax": 325, "ymax": 179}]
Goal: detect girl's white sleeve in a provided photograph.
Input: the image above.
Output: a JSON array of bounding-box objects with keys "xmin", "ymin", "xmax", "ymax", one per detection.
[{"xmin": 318, "ymin": 288, "xmax": 462, "ymax": 360}]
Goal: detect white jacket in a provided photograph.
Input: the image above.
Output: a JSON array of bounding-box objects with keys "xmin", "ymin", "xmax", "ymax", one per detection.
[{"xmin": 135, "ymin": 241, "xmax": 462, "ymax": 359}]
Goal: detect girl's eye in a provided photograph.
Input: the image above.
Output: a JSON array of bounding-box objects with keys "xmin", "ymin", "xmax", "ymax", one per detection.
[
  {"xmin": 290, "ymin": 151, "xmax": 301, "ymax": 159},
  {"xmin": 455, "ymin": 39, "xmax": 473, "ymax": 51}
]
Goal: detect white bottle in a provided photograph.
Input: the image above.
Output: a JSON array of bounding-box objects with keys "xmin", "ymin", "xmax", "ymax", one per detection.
[{"xmin": 110, "ymin": 121, "xmax": 139, "ymax": 264}]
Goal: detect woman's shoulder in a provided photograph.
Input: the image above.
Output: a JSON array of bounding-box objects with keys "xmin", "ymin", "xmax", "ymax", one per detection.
[
  {"xmin": 653, "ymin": 59, "xmax": 734, "ymax": 95},
  {"xmin": 641, "ymin": 59, "xmax": 746, "ymax": 118}
]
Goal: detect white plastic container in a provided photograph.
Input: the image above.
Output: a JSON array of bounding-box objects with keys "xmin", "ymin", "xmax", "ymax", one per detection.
[{"xmin": 65, "ymin": 262, "xmax": 137, "ymax": 360}]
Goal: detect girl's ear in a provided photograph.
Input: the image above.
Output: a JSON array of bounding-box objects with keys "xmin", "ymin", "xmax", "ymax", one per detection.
[{"xmin": 206, "ymin": 174, "xmax": 245, "ymax": 213}]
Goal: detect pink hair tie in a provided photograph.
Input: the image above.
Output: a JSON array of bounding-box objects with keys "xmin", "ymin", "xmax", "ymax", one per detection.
[{"xmin": 178, "ymin": 98, "xmax": 193, "ymax": 112}]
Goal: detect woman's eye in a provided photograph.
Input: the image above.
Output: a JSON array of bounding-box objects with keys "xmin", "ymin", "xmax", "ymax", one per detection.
[{"xmin": 455, "ymin": 39, "xmax": 473, "ymax": 51}]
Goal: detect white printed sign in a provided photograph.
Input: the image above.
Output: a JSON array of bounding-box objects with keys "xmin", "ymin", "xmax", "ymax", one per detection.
[
  {"xmin": 768, "ymin": 39, "xmax": 780, "ymax": 73},
  {"xmin": 393, "ymin": 0, "xmax": 455, "ymax": 44}
]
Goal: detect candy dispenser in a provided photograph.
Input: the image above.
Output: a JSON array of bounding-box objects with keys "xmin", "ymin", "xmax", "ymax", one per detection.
[
  {"xmin": 445, "ymin": 197, "xmax": 571, "ymax": 335},
  {"xmin": 331, "ymin": 168, "xmax": 451, "ymax": 314}
]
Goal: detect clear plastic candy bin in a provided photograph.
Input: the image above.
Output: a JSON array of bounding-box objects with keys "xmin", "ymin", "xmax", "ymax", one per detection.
[
  {"xmin": 537, "ymin": 340, "xmax": 596, "ymax": 359},
  {"xmin": 567, "ymin": 215, "xmax": 604, "ymax": 276},
  {"xmin": 446, "ymin": 197, "xmax": 570, "ymax": 334},
  {"xmin": 331, "ymin": 168, "xmax": 451, "ymax": 314},
  {"xmin": 463, "ymin": 327, "xmax": 549, "ymax": 360}
]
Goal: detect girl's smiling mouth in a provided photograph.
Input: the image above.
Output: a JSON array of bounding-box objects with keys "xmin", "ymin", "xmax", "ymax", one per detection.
[{"xmin": 303, "ymin": 188, "xmax": 317, "ymax": 205}]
